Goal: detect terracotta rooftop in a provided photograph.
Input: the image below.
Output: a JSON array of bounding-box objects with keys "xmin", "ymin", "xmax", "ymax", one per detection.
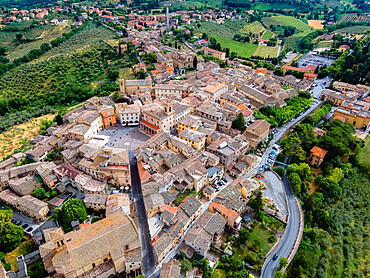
[{"xmin": 310, "ymin": 146, "xmax": 328, "ymax": 159}]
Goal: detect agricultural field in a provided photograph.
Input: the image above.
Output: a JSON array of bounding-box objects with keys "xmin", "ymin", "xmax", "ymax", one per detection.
[
  {"xmin": 6, "ymin": 23, "xmax": 71, "ymax": 61},
  {"xmin": 195, "ymin": 0, "xmax": 223, "ymax": 7},
  {"xmin": 190, "ymin": 19, "xmax": 249, "ymax": 39},
  {"xmin": 38, "ymin": 24, "xmax": 115, "ymax": 60},
  {"xmin": 307, "ymin": 20, "xmax": 324, "ymax": 29},
  {"xmin": 170, "ymin": 0, "xmax": 210, "ymax": 9},
  {"xmin": 262, "ymin": 15, "xmax": 312, "ymax": 32},
  {"xmin": 253, "ymin": 45, "xmax": 278, "ymax": 58},
  {"xmin": 334, "ymin": 25, "xmax": 370, "ymax": 34},
  {"xmin": 213, "ymin": 36, "xmax": 258, "ymax": 58},
  {"xmin": 338, "ymin": 13, "xmax": 370, "ymax": 24},
  {"xmin": 261, "ymin": 30, "xmax": 275, "ymax": 40},
  {"xmin": 282, "ymin": 30, "xmax": 313, "ymax": 51},
  {"xmin": 0, "ymin": 113, "xmax": 55, "ymax": 160},
  {"xmin": 316, "ymin": 40, "xmax": 334, "ymax": 48},
  {"xmin": 239, "ymin": 21, "xmax": 266, "ymax": 35},
  {"xmin": 252, "ymin": 1, "xmax": 297, "ymax": 10}
]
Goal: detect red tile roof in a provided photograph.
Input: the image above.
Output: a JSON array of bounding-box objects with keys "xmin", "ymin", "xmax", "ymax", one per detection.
[
  {"xmin": 310, "ymin": 146, "xmax": 328, "ymax": 159},
  {"xmin": 304, "ymin": 72, "xmax": 318, "ymax": 78},
  {"xmin": 333, "ymin": 115, "xmax": 346, "ymax": 122},
  {"xmin": 282, "ymin": 64, "xmax": 316, "ymax": 72},
  {"xmin": 141, "ymin": 120, "xmax": 160, "ymax": 131}
]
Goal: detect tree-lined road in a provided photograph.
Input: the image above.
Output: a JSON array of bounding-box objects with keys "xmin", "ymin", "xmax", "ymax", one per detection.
[{"xmin": 261, "ymin": 172, "xmax": 301, "ymax": 277}]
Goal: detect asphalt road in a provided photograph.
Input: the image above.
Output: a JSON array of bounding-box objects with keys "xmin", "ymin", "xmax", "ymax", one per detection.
[
  {"xmin": 261, "ymin": 172, "xmax": 300, "ymax": 278},
  {"xmin": 129, "ymin": 150, "xmax": 156, "ymax": 277}
]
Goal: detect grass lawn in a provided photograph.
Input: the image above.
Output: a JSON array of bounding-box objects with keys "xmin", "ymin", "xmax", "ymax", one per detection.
[
  {"xmin": 253, "ymin": 45, "xmax": 278, "ymax": 58},
  {"xmin": 262, "ymin": 15, "xmax": 312, "ymax": 32},
  {"xmin": 5, "ymin": 238, "xmax": 37, "ymax": 272},
  {"xmin": 359, "ymin": 136, "xmax": 370, "ymax": 169},
  {"xmin": 231, "ymin": 223, "xmax": 276, "ymax": 270},
  {"xmin": 213, "ymin": 36, "xmax": 258, "ymax": 58},
  {"xmin": 247, "ymin": 224, "xmax": 276, "ymax": 255},
  {"xmin": 239, "ymin": 21, "xmax": 266, "ymax": 35},
  {"xmin": 261, "ymin": 30, "xmax": 274, "ymax": 40}
]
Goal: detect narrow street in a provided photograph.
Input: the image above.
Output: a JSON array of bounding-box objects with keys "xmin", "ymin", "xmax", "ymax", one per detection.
[{"xmin": 129, "ymin": 150, "xmax": 156, "ymax": 277}]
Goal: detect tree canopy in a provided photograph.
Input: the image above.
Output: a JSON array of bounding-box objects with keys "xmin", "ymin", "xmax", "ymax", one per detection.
[{"xmin": 60, "ymin": 199, "xmax": 87, "ymax": 232}]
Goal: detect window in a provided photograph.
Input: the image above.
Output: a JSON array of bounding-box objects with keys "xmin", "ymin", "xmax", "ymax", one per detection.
[
  {"xmin": 92, "ymin": 263, "xmax": 95, "ymax": 268},
  {"xmin": 104, "ymin": 258, "xmax": 108, "ymax": 262}
]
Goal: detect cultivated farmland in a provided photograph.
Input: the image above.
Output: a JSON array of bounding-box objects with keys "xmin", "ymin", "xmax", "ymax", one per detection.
[
  {"xmin": 239, "ymin": 21, "xmax": 266, "ymax": 34},
  {"xmin": 253, "ymin": 45, "xmax": 278, "ymax": 58},
  {"xmin": 262, "ymin": 15, "xmax": 312, "ymax": 32},
  {"xmin": 338, "ymin": 14, "xmax": 370, "ymax": 24},
  {"xmin": 213, "ymin": 36, "xmax": 258, "ymax": 58}
]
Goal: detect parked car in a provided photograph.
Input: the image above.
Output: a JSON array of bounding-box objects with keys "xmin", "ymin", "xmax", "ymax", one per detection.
[
  {"xmin": 222, "ymin": 178, "xmax": 228, "ymax": 183},
  {"xmin": 26, "ymin": 227, "xmax": 33, "ymax": 232},
  {"xmin": 14, "ymin": 220, "xmax": 21, "ymax": 225},
  {"xmin": 22, "ymin": 223, "xmax": 29, "ymax": 229}
]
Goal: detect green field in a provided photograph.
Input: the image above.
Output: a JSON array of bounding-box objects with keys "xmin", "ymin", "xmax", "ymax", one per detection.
[
  {"xmin": 253, "ymin": 1, "xmax": 297, "ymax": 10},
  {"xmin": 233, "ymin": 224, "xmax": 276, "ymax": 261},
  {"xmin": 359, "ymin": 136, "xmax": 370, "ymax": 169},
  {"xmin": 261, "ymin": 30, "xmax": 274, "ymax": 40},
  {"xmin": 334, "ymin": 25, "xmax": 370, "ymax": 34},
  {"xmin": 317, "ymin": 40, "xmax": 334, "ymax": 48},
  {"xmin": 262, "ymin": 15, "xmax": 312, "ymax": 32},
  {"xmin": 190, "ymin": 19, "xmax": 249, "ymax": 39},
  {"xmin": 253, "ymin": 45, "xmax": 278, "ymax": 58},
  {"xmin": 239, "ymin": 21, "xmax": 266, "ymax": 34},
  {"xmin": 282, "ymin": 30, "xmax": 313, "ymax": 52},
  {"xmin": 213, "ymin": 36, "xmax": 258, "ymax": 58}
]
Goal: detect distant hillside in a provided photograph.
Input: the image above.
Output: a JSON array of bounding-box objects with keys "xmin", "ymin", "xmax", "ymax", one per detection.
[{"xmin": 0, "ymin": 0, "xmax": 57, "ymax": 9}]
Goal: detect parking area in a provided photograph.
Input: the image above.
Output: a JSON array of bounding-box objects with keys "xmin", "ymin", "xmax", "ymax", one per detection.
[
  {"xmin": 97, "ymin": 125, "xmax": 150, "ymax": 150},
  {"xmin": 297, "ymin": 53, "xmax": 337, "ymax": 68},
  {"xmin": 262, "ymin": 171, "xmax": 288, "ymax": 221},
  {"xmin": 11, "ymin": 210, "xmax": 42, "ymax": 235}
]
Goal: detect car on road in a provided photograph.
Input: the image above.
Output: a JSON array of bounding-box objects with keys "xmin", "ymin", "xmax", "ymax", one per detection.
[
  {"xmin": 26, "ymin": 227, "xmax": 33, "ymax": 232},
  {"xmin": 273, "ymin": 254, "xmax": 279, "ymax": 261},
  {"xmin": 22, "ymin": 223, "xmax": 29, "ymax": 229}
]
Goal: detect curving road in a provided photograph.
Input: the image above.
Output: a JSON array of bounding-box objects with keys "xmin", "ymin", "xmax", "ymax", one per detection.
[{"xmin": 260, "ymin": 172, "xmax": 300, "ymax": 277}]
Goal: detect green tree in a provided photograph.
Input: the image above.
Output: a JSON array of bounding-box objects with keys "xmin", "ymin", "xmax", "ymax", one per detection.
[
  {"xmin": 231, "ymin": 113, "xmax": 246, "ymax": 132},
  {"xmin": 0, "ymin": 222, "xmax": 24, "ymax": 251},
  {"xmin": 0, "ymin": 209, "xmax": 12, "ymax": 223},
  {"xmin": 32, "ymin": 188, "xmax": 46, "ymax": 199},
  {"xmin": 193, "ymin": 56, "xmax": 198, "ymax": 69},
  {"xmin": 61, "ymin": 199, "xmax": 87, "ymax": 232},
  {"xmin": 27, "ymin": 259, "xmax": 47, "ymax": 278},
  {"xmin": 288, "ymin": 172, "xmax": 302, "ymax": 195},
  {"xmin": 273, "ymin": 167, "xmax": 285, "ymax": 177},
  {"xmin": 274, "ymin": 270, "xmax": 284, "ymax": 278},
  {"xmin": 279, "ymin": 257, "xmax": 288, "ymax": 269},
  {"xmin": 54, "ymin": 114, "xmax": 63, "ymax": 125},
  {"xmin": 180, "ymin": 258, "xmax": 192, "ymax": 274}
]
